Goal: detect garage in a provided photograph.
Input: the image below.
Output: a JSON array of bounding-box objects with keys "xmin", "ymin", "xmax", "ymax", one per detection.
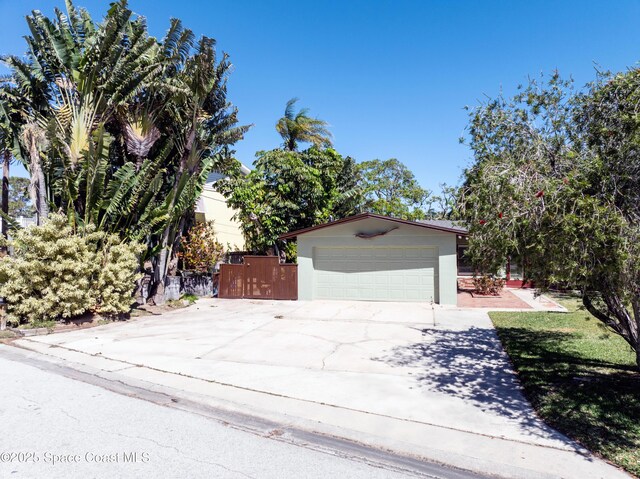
[
  {"xmin": 279, "ymin": 213, "xmax": 462, "ymax": 305},
  {"xmin": 314, "ymin": 246, "xmax": 438, "ymax": 302}
]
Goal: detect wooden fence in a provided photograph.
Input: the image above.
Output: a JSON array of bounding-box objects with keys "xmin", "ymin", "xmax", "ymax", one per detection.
[{"xmin": 219, "ymin": 256, "xmax": 298, "ymax": 300}]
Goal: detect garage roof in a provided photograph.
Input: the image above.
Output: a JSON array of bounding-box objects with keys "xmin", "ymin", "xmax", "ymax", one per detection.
[
  {"xmin": 416, "ymin": 219, "xmax": 468, "ymax": 233},
  {"xmin": 279, "ymin": 213, "xmax": 468, "ymax": 240}
]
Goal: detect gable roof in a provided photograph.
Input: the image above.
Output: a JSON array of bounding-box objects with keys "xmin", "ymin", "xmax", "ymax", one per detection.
[{"xmin": 278, "ymin": 213, "xmax": 468, "ymax": 240}]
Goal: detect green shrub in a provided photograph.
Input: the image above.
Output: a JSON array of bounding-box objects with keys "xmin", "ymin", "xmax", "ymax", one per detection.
[
  {"xmin": 0, "ymin": 214, "xmax": 144, "ymax": 325},
  {"xmin": 179, "ymin": 221, "xmax": 224, "ymax": 273},
  {"xmin": 180, "ymin": 293, "xmax": 199, "ymax": 304}
]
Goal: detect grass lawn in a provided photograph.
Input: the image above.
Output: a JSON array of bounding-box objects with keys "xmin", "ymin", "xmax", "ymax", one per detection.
[{"xmin": 490, "ymin": 294, "xmax": 640, "ymax": 477}]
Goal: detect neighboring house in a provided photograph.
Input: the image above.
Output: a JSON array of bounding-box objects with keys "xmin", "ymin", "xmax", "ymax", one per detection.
[
  {"xmin": 279, "ymin": 213, "xmax": 464, "ymax": 305},
  {"xmin": 6, "ymin": 216, "xmax": 37, "ymax": 255},
  {"xmin": 195, "ymin": 166, "xmax": 250, "ymax": 250},
  {"xmin": 420, "ymin": 219, "xmax": 526, "ymax": 287},
  {"xmin": 15, "ymin": 216, "xmax": 36, "ymax": 228}
]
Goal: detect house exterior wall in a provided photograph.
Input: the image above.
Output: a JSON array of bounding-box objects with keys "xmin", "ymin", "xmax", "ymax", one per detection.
[
  {"xmin": 199, "ymin": 188, "xmax": 245, "ymax": 250},
  {"xmin": 295, "ymin": 217, "xmax": 458, "ymax": 305}
]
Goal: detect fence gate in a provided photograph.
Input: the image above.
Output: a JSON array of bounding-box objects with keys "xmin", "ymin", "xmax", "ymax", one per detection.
[{"xmin": 219, "ymin": 256, "xmax": 297, "ymax": 300}]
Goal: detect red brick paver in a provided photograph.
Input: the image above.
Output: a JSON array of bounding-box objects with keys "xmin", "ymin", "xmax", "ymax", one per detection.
[{"xmin": 457, "ymin": 289, "xmax": 532, "ymax": 309}]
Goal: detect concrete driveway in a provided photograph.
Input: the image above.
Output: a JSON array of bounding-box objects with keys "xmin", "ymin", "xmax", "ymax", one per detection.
[{"xmin": 14, "ymin": 299, "xmax": 628, "ymax": 479}]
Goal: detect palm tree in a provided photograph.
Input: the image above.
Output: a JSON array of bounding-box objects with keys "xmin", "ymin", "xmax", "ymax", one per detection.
[
  {"xmin": 21, "ymin": 122, "xmax": 48, "ymax": 225},
  {"xmin": 276, "ymin": 98, "xmax": 332, "ymax": 151},
  {"xmin": 150, "ymin": 34, "xmax": 250, "ymax": 303},
  {"xmin": 1, "ymin": 1, "xmax": 249, "ymax": 303},
  {"xmin": 1, "ymin": 151, "xmax": 9, "ymax": 243},
  {"xmin": 0, "ymin": 124, "xmax": 13, "ymax": 241},
  {"xmin": 0, "ymin": 86, "xmax": 30, "ymax": 238}
]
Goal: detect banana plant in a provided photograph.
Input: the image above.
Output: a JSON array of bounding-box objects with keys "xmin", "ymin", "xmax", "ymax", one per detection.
[{"xmin": 0, "ymin": 0, "xmax": 249, "ymax": 303}]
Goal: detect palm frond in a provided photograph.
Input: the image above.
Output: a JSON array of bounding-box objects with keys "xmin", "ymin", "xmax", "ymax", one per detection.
[
  {"xmin": 276, "ymin": 98, "xmax": 331, "ymax": 150},
  {"xmin": 284, "ymin": 97, "xmax": 298, "ymax": 120}
]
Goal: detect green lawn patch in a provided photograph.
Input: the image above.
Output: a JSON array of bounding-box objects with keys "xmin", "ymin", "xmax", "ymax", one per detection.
[{"xmin": 490, "ymin": 294, "xmax": 640, "ymax": 477}]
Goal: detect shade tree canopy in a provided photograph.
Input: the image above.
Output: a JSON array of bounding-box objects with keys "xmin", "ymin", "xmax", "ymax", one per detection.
[
  {"xmin": 8, "ymin": 177, "xmax": 35, "ymax": 218},
  {"xmin": 357, "ymin": 158, "xmax": 455, "ymax": 221},
  {"xmin": 459, "ymin": 71, "xmax": 640, "ymax": 367},
  {"xmin": 220, "ymin": 147, "xmax": 361, "ymax": 255}
]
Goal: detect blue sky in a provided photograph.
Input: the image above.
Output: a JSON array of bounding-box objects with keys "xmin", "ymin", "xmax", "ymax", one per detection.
[{"xmin": 1, "ymin": 0, "xmax": 639, "ymax": 192}]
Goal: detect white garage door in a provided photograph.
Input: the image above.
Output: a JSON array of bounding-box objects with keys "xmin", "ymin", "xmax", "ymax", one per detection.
[{"xmin": 313, "ymin": 246, "xmax": 438, "ymax": 302}]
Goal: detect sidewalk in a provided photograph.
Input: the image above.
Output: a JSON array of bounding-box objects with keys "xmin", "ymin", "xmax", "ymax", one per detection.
[{"xmin": 508, "ymin": 289, "xmax": 567, "ymax": 312}]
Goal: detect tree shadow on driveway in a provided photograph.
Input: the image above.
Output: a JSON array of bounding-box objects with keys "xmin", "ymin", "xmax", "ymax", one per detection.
[{"xmin": 373, "ymin": 325, "xmax": 581, "ymax": 445}]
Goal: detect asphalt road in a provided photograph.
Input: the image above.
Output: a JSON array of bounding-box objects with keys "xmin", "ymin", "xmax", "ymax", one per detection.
[{"xmin": 0, "ymin": 350, "xmax": 481, "ymax": 479}]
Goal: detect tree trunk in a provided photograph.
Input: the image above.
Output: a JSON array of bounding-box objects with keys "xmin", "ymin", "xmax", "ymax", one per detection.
[
  {"xmin": 27, "ymin": 138, "xmax": 48, "ymax": 226},
  {"xmin": 632, "ymin": 298, "xmax": 640, "ymax": 370},
  {"xmin": 36, "ymin": 167, "xmax": 48, "ymax": 225},
  {"xmin": 151, "ymin": 239, "xmax": 169, "ymax": 305},
  {"xmin": 1, "ymin": 150, "xmax": 9, "ymax": 246},
  {"xmin": 149, "ymin": 127, "xmax": 195, "ymax": 304},
  {"xmin": 583, "ymin": 293, "xmax": 640, "ymax": 370},
  {"xmin": 150, "ymin": 215, "xmax": 188, "ymax": 304},
  {"xmin": 149, "ymin": 209, "xmax": 179, "ymax": 305}
]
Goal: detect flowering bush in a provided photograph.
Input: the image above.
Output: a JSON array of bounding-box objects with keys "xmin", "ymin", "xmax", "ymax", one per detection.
[
  {"xmin": 179, "ymin": 221, "xmax": 224, "ymax": 273},
  {"xmin": 0, "ymin": 214, "xmax": 143, "ymax": 325},
  {"xmin": 473, "ymin": 275, "xmax": 505, "ymax": 296}
]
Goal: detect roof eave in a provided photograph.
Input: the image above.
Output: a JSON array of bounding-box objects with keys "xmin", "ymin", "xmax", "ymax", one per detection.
[{"xmin": 278, "ymin": 213, "xmax": 467, "ymax": 240}]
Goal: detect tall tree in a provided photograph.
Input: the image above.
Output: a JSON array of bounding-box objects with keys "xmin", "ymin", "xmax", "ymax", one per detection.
[
  {"xmin": 358, "ymin": 158, "xmax": 430, "ymax": 220},
  {"xmin": 460, "ymin": 72, "xmax": 640, "ymax": 368},
  {"xmin": 220, "ymin": 148, "xmax": 360, "ymax": 254},
  {"xmin": 20, "ymin": 122, "xmax": 48, "ymax": 224},
  {"xmin": 0, "ymin": 85, "xmax": 31, "ymax": 237},
  {"xmin": 7, "ymin": 177, "xmax": 34, "ymax": 218},
  {"xmin": 2, "ymin": 152, "xmax": 8, "ymax": 238},
  {"xmin": 424, "ymin": 183, "xmax": 459, "ymax": 220},
  {"xmin": 276, "ymin": 98, "xmax": 332, "ymax": 151},
  {"xmin": 0, "ymin": 130, "xmax": 11, "ymax": 241},
  {"xmin": 0, "ymin": 1, "xmax": 248, "ymax": 302}
]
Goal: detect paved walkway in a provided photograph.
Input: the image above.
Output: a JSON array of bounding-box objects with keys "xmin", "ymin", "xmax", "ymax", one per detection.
[
  {"xmin": 11, "ymin": 299, "xmax": 626, "ymax": 479},
  {"xmin": 508, "ymin": 288, "xmax": 568, "ymax": 311},
  {"xmin": 457, "ymin": 288, "xmax": 567, "ymax": 312},
  {"xmin": 457, "ymin": 289, "xmax": 532, "ymax": 309}
]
